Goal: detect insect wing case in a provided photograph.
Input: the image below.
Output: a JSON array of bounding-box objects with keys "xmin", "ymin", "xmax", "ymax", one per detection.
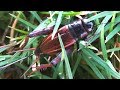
[{"xmin": 40, "ymin": 26, "xmax": 76, "ymax": 55}]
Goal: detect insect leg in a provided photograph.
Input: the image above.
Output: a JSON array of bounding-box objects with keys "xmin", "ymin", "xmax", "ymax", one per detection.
[
  {"xmin": 19, "ymin": 25, "xmax": 55, "ymax": 49},
  {"xmin": 28, "ymin": 25, "xmax": 55, "ymax": 38},
  {"xmin": 28, "ymin": 48, "xmax": 73, "ymax": 76},
  {"xmin": 38, "ymin": 48, "xmax": 73, "ymax": 71}
]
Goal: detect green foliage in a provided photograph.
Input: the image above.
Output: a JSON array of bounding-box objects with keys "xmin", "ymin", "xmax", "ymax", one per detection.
[{"xmin": 0, "ymin": 11, "xmax": 120, "ymax": 79}]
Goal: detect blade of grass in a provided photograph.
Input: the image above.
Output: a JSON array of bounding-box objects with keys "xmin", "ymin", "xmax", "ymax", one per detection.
[
  {"xmin": 96, "ymin": 47, "xmax": 120, "ymax": 55},
  {"xmin": 32, "ymin": 18, "xmax": 52, "ymax": 32},
  {"xmin": 57, "ymin": 61, "xmax": 64, "ymax": 79},
  {"xmin": 80, "ymin": 64, "xmax": 98, "ymax": 79},
  {"xmin": 8, "ymin": 26, "xmax": 28, "ymax": 35},
  {"xmin": 0, "ymin": 41, "xmax": 20, "ymax": 53},
  {"xmin": 40, "ymin": 11, "xmax": 80, "ymax": 16},
  {"xmin": 106, "ymin": 60, "xmax": 116, "ymax": 72},
  {"xmin": 52, "ymin": 11, "xmax": 63, "ymax": 40},
  {"xmin": 0, "ymin": 46, "xmax": 32, "ymax": 67},
  {"xmin": 58, "ymin": 33, "xmax": 73, "ymax": 79},
  {"xmin": 109, "ymin": 11, "xmax": 116, "ymax": 33},
  {"xmin": 82, "ymin": 53, "xmax": 105, "ymax": 79},
  {"xmin": 52, "ymin": 61, "xmax": 63, "ymax": 79},
  {"xmin": 100, "ymin": 25, "xmax": 108, "ymax": 61},
  {"xmin": 72, "ymin": 53, "xmax": 82, "ymax": 76},
  {"xmin": 89, "ymin": 14, "xmax": 120, "ymax": 44},
  {"xmin": 88, "ymin": 14, "xmax": 112, "ymax": 44},
  {"xmin": 105, "ymin": 24, "xmax": 120, "ymax": 43},
  {"xmin": 82, "ymin": 48, "xmax": 120, "ymax": 79},
  {"xmin": 0, "ymin": 46, "xmax": 10, "ymax": 53},
  {"xmin": 0, "ymin": 55, "xmax": 12, "ymax": 61},
  {"xmin": 88, "ymin": 11, "xmax": 114, "ymax": 21},
  {"xmin": 9, "ymin": 13, "xmax": 37, "ymax": 29},
  {"xmin": 29, "ymin": 11, "xmax": 42, "ymax": 23},
  {"xmin": 0, "ymin": 53, "xmax": 20, "ymax": 68}
]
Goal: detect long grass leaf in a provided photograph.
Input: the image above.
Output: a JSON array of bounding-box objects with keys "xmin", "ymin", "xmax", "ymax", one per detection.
[
  {"xmin": 88, "ymin": 11, "xmax": 113, "ymax": 21},
  {"xmin": 29, "ymin": 11, "xmax": 42, "ymax": 23},
  {"xmin": 96, "ymin": 47, "xmax": 120, "ymax": 55},
  {"xmin": 58, "ymin": 33, "xmax": 73, "ymax": 79},
  {"xmin": 82, "ymin": 48, "xmax": 120, "ymax": 79},
  {"xmin": 9, "ymin": 13, "xmax": 37, "ymax": 29},
  {"xmin": 105, "ymin": 24, "xmax": 120, "ymax": 43},
  {"xmin": 109, "ymin": 11, "xmax": 116, "ymax": 33},
  {"xmin": 52, "ymin": 11, "xmax": 63, "ymax": 39},
  {"xmin": 100, "ymin": 25, "xmax": 108, "ymax": 61},
  {"xmin": 82, "ymin": 53, "xmax": 105, "ymax": 79},
  {"xmin": 72, "ymin": 53, "xmax": 81, "ymax": 76},
  {"xmin": 88, "ymin": 15, "xmax": 112, "ymax": 44}
]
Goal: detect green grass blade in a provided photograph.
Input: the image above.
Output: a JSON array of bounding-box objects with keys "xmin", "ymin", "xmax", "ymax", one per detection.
[
  {"xmin": 0, "ymin": 52, "xmax": 33, "ymax": 69},
  {"xmin": 9, "ymin": 13, "xmax": 37, "ymax": 29},
  {"xmin": 0, "ymin": 52, "xmax": 20, "ymax": 68},
  {"xmin": 96, "ymin": 47, "xmax": 120, "ymax": 55},
  {"xmin": 82, "ymin": 53, "xmax": 105, "ymax": 79},
  {"xmin": 52, "ymin": 61, "xmax": 64, "ymax": 79},
  {"xmin": 0, "ymin": 46, "xmax": 10, "ymax": 53},
  {"xmin": 40, "ymin": 11, "xmax": 80, "ymax": 16},
  {"xmin": 58, "ymin": 33, "xmax": 73, "ymax": 79},
  {"xmin": 72, "ymin": 53, "xmax": 81, "ymax": 76},
  {"xmin": 106, "ymin": 60, "xmax": 116, "ymax": 72},
  {"xmin": 88, "ymin": 14, "xmax": 112, "ymax": 44},
  {"xmin": 80, "ymin": 64, "xmax": 98, "ymax": 79},
  {"xmin": 0, "ymin": 55, "xmax": 12, "ymax": 61},
  {"xmin": 0, "ymin": 42, "xmax": 19, "ymax": 53},
  {"xmin": 100, "ymin": 25, "xmax": 108, "ymax": 61},
  {"xmin": 57, "ymin": 61, "xmax": 65, "ymax": 79},
  {"xmin": 82, "ymin": 48, "xmax": 120, "ymax": 79},
  {"xmin": 52, "ymin": 11, "xmax": 63, "ymax": 40},
  {"xmin": 33, "ymin": 18, "xmax": 52, "ymax": 32},
  {"xmin": 8, "ymin": 26, "xmax": 28, "ymax": 35},
  {"xmin": 29, "ymin": 11, "xmax": 42, "ymax": 23},
  {"xmin": 105, "ymin": 24, "xmax": 120, "ymax": 43},
  {"xmin": 88, "ymin": 11, "xmax": 113, "ymax": 21},
  {"xmin": 109, "ymin": 11, "xmax": 116, "ymax": 33}
]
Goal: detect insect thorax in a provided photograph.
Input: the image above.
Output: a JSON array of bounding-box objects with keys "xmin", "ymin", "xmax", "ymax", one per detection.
[{"xmin": 68, "ymin": 19, "xmax": 93, "ymax": 40}]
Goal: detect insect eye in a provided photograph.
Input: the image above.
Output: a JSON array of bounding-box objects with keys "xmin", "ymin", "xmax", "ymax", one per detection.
[
  {"xmin": 87, "ymin": 22, "xmax": 93, "ymax": 28},
  {"xmin": 86, "ymin": 22, "xmax": 93, "ymax": 32},
  {"xmin": 82, "ymin": 19, "xmax": 93, "ymax": 32}
]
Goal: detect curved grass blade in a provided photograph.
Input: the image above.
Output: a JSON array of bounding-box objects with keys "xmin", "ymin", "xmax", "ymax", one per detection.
[
  {"xmin": 88, "ymin": 14, "xmax": 112, "ymax": 44},
  {"xmin": 82, "ymin": 48, "xmax": 120, "ymax": 79},
  {"xmin": 106, "ymin": 60, "xmax": 116, "ymax": 72},
  {"xmin": 105, "ymin": 24, "xmax": 120, "ymax": 43},
  {"xmin": 82, "ymin": 53, "xmax": 105, "ymax": 79},
  {"xmin": 88, "ymin": 11, "xmax": 116, "ymax": 21}
]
